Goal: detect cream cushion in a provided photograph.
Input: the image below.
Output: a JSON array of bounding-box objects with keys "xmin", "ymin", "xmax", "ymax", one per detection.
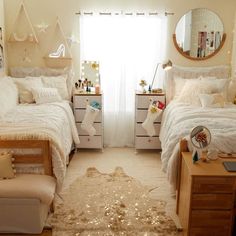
[
  {"xmin": 228, "ymin": 79, "xmax": 236, "ymax": 103},
  {"xmin": 32, "ymin": 87, "xmax": 62, "ymax": 104},
  {"xmin": 12, "ymin": 77, "xmax": 44, "ymax": 103},
  {"xmin": 173, "ymin": 77, "xmax": 201, "ymax": 99},
  {"xmin": 0, "ymin": 174, "xmax": 56, "ymax": 205},
  {"xmin": 41, "ymin": 75, "xmax": 69, "ymax": 100},
  {"xmin": 0, "ymin": 77, "xmax": 18, "ymax": 118},
  {"xmin": 199, "ymin": 93, "xmax": 226, "ymax": 108},
  {"xmin": 200, "ymin": 77, "xmax": 229, "ymax": 100},
  {"xmin": 0, "ymin": 152, "xmax": 15, "ymax": 179},
  {"xmin": 176, "ymin": 80, "xmax": 213, "ymax": 106}
]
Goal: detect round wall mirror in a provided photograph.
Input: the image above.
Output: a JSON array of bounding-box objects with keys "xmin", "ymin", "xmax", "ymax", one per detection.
[{"xmin": 173, "ymin": 8, "xmax": 226, "ymax": 60}]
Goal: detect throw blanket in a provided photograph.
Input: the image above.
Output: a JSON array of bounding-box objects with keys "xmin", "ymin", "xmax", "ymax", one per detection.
[
  {"xmin": 0, "ymin": 101, "xmax": 80, "ymax": 190},
  {"xmin": 160, "ymin": 101, "xmax": 236, "ymax": 189}
]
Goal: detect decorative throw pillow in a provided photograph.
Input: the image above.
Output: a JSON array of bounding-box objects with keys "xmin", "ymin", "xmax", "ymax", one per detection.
[
  {"xmin": 0, "ymin": 152, "xmax": 15, "ymax": 179},
  {"xmin": 32, "ymin": 87, "xmax": 62, "ymax": 104},
  {"xmin": 41, "ymin": 75, "xmax": 69, "ymax": 100},
  {"xmin": 176, "ymin": 80, "xmax": 213, "ymax": 106},
  {"xmin": 200, "ymin": 77, "xmax": 229, "ymax": 99},
  {"xmin": 173, "ymin": 77, "xmax": 201, "ymax": 99},
  {"xmin": 0, "ymin": 77, "xmax": 18, "ymax": 118},
  {"xmin": 12, "ymin": 77, "xmax": 44, "ymax": 103},
  {"xmin": 227, "ymin": 79, "xmax": 236, "ymax": 103},
  {"xmin": 199, "ymin": 93, "xmax": 226, "ymax": 108}
]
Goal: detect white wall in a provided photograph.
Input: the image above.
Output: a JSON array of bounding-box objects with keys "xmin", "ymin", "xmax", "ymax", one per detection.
[{"xmin": 3, "ymin": 0, "xmax": 236, "ymax": 78}]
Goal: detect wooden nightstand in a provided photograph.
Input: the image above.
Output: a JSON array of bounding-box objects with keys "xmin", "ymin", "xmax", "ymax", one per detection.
[
  {"xmin": 135, "ymin": 92, "xmax": 165, "ymax": 150},
  {"xmin": 177, "ymin": 150, "xmax": 236, "ymax": 236},
  {"xmin": 73, "ymin": 92, "xmax": 103, "ymax": 149}
]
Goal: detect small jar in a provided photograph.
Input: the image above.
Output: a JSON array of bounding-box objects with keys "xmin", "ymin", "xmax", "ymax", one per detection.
[{"xmin": 95, "ymin": 84, "xmax": 100, "ymax": 94}]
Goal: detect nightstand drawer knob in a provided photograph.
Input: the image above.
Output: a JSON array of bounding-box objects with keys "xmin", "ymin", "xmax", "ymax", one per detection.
[
  {"xmin": 88, "ymin": 138, "xmax": 90, "ymax": 142},
  {"xmin": 148, "ymin": 139, "xmax": 151, "ymax": 143}
]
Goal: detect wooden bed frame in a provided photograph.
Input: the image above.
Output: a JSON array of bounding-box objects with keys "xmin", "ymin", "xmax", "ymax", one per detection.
[
  {"xmin": 176, "ymin": 139, "xmax": 188, "ymax": 214},
  {"xmin": 0, "ymin": 140, "xmax": 52, "ymax": 176}
]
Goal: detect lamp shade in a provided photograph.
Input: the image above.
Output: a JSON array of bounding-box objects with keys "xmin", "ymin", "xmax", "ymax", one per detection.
[{"xmin": 162, "ymin": 60, "xmax": 172, "ymax": 71}]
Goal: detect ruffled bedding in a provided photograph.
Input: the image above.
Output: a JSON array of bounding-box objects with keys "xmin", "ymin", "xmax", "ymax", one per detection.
[
  {"xmin": 159, "ymin": 101, "xmax": 236, "ymax": 189},
  {"xmin": 0, "ymin": 101, "xmax": 80, "ymax": 190}
]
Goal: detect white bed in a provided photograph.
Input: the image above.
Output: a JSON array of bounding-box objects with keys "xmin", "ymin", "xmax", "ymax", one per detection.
[
  {"xmin": 0, "ymin": 67, "xmax": 80, "ymax": 190},
  {"xmin": 0, "ymin": 101, "xmax": 80, "ymax": 189},
  {"xmin": 160, "ymin": 65, "xmax": 236, "ymax": 190}
]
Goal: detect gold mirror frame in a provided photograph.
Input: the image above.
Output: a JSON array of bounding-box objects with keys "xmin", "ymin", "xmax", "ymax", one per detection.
[
  {"xmin": 173, "ymin": 8, "xmax": 226, "ymax": 61},
  {"xmin": 173, "ymin": 33, "xmax": 226, "ymax": 61}
]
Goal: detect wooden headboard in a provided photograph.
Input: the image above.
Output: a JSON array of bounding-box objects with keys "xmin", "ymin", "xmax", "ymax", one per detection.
[{"xmin": 0, "ymin": 140, "xmax": 52, "ymax": 176}]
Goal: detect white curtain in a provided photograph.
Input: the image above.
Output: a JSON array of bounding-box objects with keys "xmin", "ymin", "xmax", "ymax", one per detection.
[{"xmin": 80, "ymin": 14, "xmax": 167, "ymax": 147}]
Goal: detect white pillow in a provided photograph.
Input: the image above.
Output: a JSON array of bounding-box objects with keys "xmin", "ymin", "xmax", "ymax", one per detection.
[
  {"xmin": 174, "ymin": 77, "xmax": 201, "ymax": 99},
  {"xmin": 199, "ymin": 93, "xmax": 226, "ymax": 108},
  {"xmin": 176, "ymin": 80, "xmax": 213, "ymax": 106},
  {"xmin": 227, "ymin": 79, "xmax": 236, "ymax": 103},
  {"xmin": 0, "ymin": 77, "xmax": 18, "ymax": 118},
  {"xmin": 41, "ymin": 75, "xmax": 69, "ymax": 100},
  {"xmin": 32, "ymin": 88, "xmax": 62, "ymax": 104},
  {"xmin": 200, "ymin": 77, "xmax": 229, "ymax": 99},
  {"xmin": 12, "ymin": 77, "xmax": 44, "ymax": 103}
]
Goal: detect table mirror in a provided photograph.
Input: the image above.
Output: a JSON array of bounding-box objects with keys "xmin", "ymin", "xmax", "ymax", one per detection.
[
  {"xmin": 173, "ymin": 8, "xmax": 226, "ymax": 60},
  {"xmin": 81, "ymin": 60, "xmax": 100, "ymax": 87},
  {"xmin": 190, "ymin": 126, "xmax": 211, "ymax": 150},
  {"xmin": 190, "ymin": 125, "xmax": 212, "ymax": 162}
]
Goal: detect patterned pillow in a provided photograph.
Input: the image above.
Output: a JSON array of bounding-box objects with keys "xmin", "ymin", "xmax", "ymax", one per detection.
[
  {"xmin": 32, "ymin": 87, "xmax": 62, "ymax": 104},
  {"xmin": 0, "ymin": 152, "xmax": 15, "ymax": 179}
]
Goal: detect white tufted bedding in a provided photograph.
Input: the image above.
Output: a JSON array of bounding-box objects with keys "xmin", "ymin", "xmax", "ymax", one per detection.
[
  {"xmin": 160, "ymin": 65, "xmax": 236, "ymax": 190},
  {"xmin": 160, "ymin": 101, "xmax": 236, "ymax": 190},
  {"xmin": 0, "ymin": 101, "xmax": 80, "ymax": 189}
]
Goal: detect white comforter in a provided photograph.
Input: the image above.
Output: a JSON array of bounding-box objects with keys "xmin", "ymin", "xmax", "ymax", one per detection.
[
  {"xmin": 160, "ymin": 101, "xmax": 236, "ymax": 189},
  {"xmin": 0, "ymin": 101, "xmax": 80, "ymax": 190}
]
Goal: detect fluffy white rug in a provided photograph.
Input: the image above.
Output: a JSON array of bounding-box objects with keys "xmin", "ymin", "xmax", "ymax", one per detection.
[{"xmin": 50, "ymin": 167, "xmax": 178, "ymax": 235}]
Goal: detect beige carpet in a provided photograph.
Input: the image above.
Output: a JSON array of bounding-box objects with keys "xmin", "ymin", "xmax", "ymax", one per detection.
[
  {"xmin": 50, "ymin": 148, "xmax": 183, "ymax": 235},
  {"xmin": 50, "ymin": 166, "xmax": 178, "ymax": 235}
]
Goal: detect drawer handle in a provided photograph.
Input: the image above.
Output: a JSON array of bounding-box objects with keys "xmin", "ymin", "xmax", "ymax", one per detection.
[
  {"xmin": 88, "ymin": 138, "xmax": 90, "ymax": 142},
  {"xmin": 148, "ymin": 139, "xmax": 151, "ymax": 143}
]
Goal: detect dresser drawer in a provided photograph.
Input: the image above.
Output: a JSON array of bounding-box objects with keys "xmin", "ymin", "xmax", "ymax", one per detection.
[
  {"xmin": 135, "ymin": 110, "xmax": 162, "ymax": 122},
  {"xmin": 192, "ymin": 177, "xmax": 235, "ymax": 193},
  {"xmin": 76, "ymin": 123, "xmax": 102, "ymax": 136},
  {"xmin": 136, "ymin": 95, "xmax": 165, "ymax": 108},
  {"xmin": 135, "ymin": 123, "xmax": 161, "ymax": 136},
  {"xmin": 190, "ymin": 210, "xmax": 232, "ymax": 227},
  {"xmin": 135, "ymin": 137, "xmax": 161, "ymax": 149},
  {"xmin": 74, "ymin": 109, "xmax": 102, "ymax": 122},
  {"xmin": 74, "ymin": 95, "xmax": 102, "ymax": 109},
  {"xmin": 189, "ymin": 227, "xmax": 231, "ymax": 236},
  {"xmin": 76, "ymin": 136, "xmax": 102, "ymax": 149},
  {"xmin": 191, "ymin": 194, "xmax": 233, "ymax": 210}
]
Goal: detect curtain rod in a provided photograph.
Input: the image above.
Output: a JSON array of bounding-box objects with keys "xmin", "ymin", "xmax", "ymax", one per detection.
[{"xmin": 75, "ymin": 11, "xmax": 174, "ymax": 16}]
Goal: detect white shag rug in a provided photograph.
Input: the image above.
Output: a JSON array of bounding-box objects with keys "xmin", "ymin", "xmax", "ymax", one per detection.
[{"xmin": 50, "ymin": 167, "xmax": 178, "ymax": 236}]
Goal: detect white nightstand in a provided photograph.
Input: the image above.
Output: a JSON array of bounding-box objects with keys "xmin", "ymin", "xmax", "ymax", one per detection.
[
  {"xmin": 135, "ymin": 92, "xmax": 165, "ymax": 151},
  {"xmin": 73, "ymin": 92, "xmax": 103, "ymax": 149}
]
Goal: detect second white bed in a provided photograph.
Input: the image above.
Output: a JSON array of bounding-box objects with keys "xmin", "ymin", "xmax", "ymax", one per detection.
[{"xmin": 160, "ymin": 101, "xmax": 236, "ymax": 189}]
